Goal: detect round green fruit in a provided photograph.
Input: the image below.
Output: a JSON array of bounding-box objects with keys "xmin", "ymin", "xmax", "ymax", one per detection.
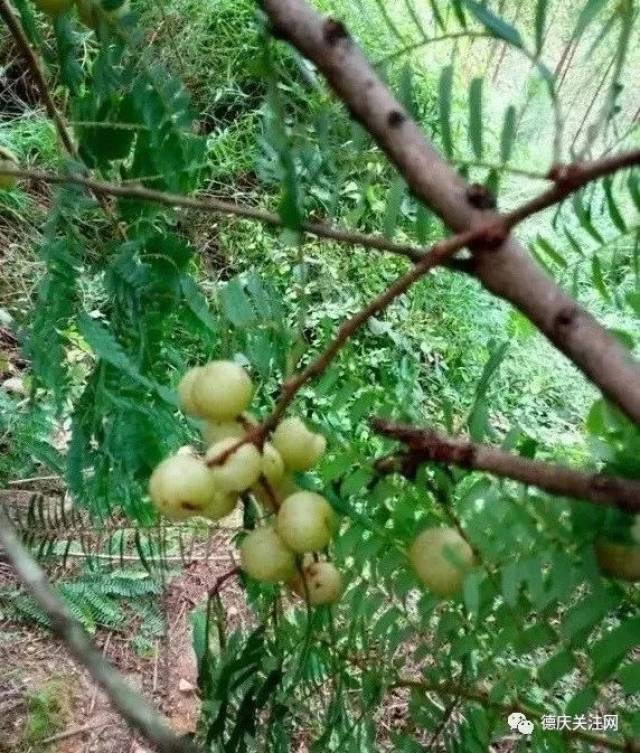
[
  {"xmin": 596, "ymin": 539, "xmax": 640, "ymax": 582},
  {"xmin": 202, "ymin": 491, "xmax": 238, "ymax": 521},
  {"xmin": 149, "ymin": 454, "xmax": 214, "ymax": 519},
  {"xmin": 290, "ymin": 561, "xmax": 343, "ymax": 605},
  {"xmin": 192, "ymin": 360, "xmax": 253, "ymax": 421},
  {"xmin": 271, "ymin": 417, "xmax": 326, "ymax": 471},
  {"xmin": 77, "ymin": 0, "xmax": 129, "ymax": 27},
  {"xmin": 34, "ymin": 0, "xmax": 73, "ymax": 14},
  {"xmin": 240, "ymin": 527, "xmax": 295, "ymax": 583},
  {"xmin": 201, "ymin": 418, "xmax": 246, "ymax": 446},
  {"xmin": 206, "ymin": 437, "xmax": 261, "ymax": 493},
  {"xmin": 261, "ymin": 442, "xmax": 285, "ymax": 486},
  {"xmin": 276, "ymin": 491, "xmax": 335, "ymax": 553},
  {"xmin": 177, "ymin": 367, "xmax": 204, "ymax": 417},
  {"xmin": 0, "ymin": 147, "xmax": 18, "ymax": 190},
  {"xmin": 409, "ymin": 527, "xmax": 474, "ymax": 597}
]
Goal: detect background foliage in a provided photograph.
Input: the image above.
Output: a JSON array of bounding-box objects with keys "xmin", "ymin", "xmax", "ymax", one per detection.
[{"xmin": 1, "ymin": 0, "xmax": 640, "ymax": 750}]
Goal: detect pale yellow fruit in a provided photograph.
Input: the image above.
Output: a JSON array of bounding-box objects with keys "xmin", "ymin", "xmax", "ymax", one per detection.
[
  {"xmin": 148, "ymin": 454, "xmax": 215, "ymax": 519},
  {"xmin": 261, "ymin": 443, "xmax": 285, "ymax": 486},
  {"xmin": 596, "ymin": 539, "xmax": 640, "ymax": 582},
  {"xmin": 206, "ymin": 437, "xmax": 261, "ymax": 493},
  {"xmin": 192, "ymin": 360, "xmax": 253, "ymax": 421},
  {"xmin": 77, "ymin": 0, "xmax": 129, "ymax": 26},
  {"xmin": 290, "ymin": 561, "xmax": 343, "ymax": 605},
  {"xmin": 276, "ymin": 491, "xmax": 335, "ymax": 553},
  {"xmin": 271, "ymin": 417, "xmax": 326, "ymax": 471},
  {"xmin": 34, "ymin": 0, "xmax": 73, "ymax": 14},
  {"xmin": 0, "ymin": 147, "xmax": 18, "ymax": 191},
  {"xmin": 202, "ymin": 491, "xmax": 238, "ymax": 521},
  {"xmin": 409, "ymin": 527, "xmax": 474, "ymax": 597},
  {"xmin": 177, "ymin": 367, "xmax": 205, "ymax": 417},
  {"xmin": 251, "ymin": 473, "xmax": 299, "ymax": 512},
  {"xmin": 201, "ymin": 418, "xmax": 245, "ymax": 445},
  {"xmin": 240, "ymin": 527, "xmax": 295, "ymax": 583}
]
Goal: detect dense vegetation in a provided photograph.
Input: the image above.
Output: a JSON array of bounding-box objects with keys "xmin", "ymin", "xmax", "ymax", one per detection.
[{"xmin": 1, "ymin": 0, "xmax": 640, "ymax": 751}]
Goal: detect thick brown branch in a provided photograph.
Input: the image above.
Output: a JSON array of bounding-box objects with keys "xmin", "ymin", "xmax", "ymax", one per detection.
[
  {"xmin": 372, "ymin": 420, "xmax": 640, "ymax": 513},
  {"xmin": 0, "ymin": 507, "xmax": 196, "ymax": 753},
  {"xmin": 261, "ymin": 0, "xmax": 640, "ymax": 425}
]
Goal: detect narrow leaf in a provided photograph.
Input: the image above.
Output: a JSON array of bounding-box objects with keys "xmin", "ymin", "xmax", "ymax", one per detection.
[
  {"xmin": 591, "ymin": 255, "xmax": 610, "ymax": 302},
  {"xmin": 534, "ymin": 0, "xmax": 548, "ymax": 54},
  {"xmin": 603, "ymin": 177, "xmax": 627, "ymax": 233},
  {"xmin": 462, "ymin": 0, "xmax": 523, "ymax": 47},
  {"xmin": 383, "ymin": 177, "xmax": 406, "ymax": 240},
  {"xmin": 469, "ymin": 77, "xmax": 483, "ymax": 159},
  {"xmin": 574, "ymin": 0, "xmax": 608, "ymax": 40},
  {"xmin": 438, "ymin": 65, "xmax": 454, "ymax": 158},
  {"xmin": 500, "ymin": 105, "xmax": 516, "ymax": 164}
]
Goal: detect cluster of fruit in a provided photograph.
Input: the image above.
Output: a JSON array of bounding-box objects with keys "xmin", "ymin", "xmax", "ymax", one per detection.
[
  {"xmin": 149, "ymin": 361, "xmax": 343, "ymax": 605},
  {"xmin": 32, "ymin": 0, "xmax": 129, "ymax": 26}
]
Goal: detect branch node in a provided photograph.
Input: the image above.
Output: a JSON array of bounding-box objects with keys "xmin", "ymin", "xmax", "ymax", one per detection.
[
  {"xmin": 323, "ymin": 18, "xmax": 349, "ymax": 45},
  {"xmin": 387, "ymin": 110, "xmax": 406, "ymax": 128},
  {"xmin": 553, "ymin": 305, "xmax": 578, "ymax": 331},
  {"xmin": 466, "ymin": 183, "xmax": 497, "ymax": 210}
]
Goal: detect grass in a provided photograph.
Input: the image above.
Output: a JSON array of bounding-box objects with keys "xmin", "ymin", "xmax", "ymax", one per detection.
[{"xmin": 22, "ymin": 679, "xmax": 71, "ymax": 750}]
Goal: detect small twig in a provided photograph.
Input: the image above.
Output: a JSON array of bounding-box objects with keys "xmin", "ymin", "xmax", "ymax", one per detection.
[
  {"xmin": 394, "ymin": 678, "xmax": 630, "ymax": 752},
  {"xmin": 372, "ymin": 419, "xmax": 640, "ymax": 513},
  {"xmin": 0, "ymin": 506, "xmax": 196, "ymax": 753},
  {"xmin": 208, "ymin": 567, "xmax": 240, "ymax": 599},
  {"xmin": 39, "ymin": 721, "xmax": 114, "ymax": 745}
]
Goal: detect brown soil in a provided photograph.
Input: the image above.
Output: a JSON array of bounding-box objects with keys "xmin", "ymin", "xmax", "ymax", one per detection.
[{"xmin": 0, "ymin": 496, "xmax": 249, "ymax": 753}]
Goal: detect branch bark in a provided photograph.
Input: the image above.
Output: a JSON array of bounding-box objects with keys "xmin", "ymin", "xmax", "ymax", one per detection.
[
  {"xmin": 0, "ymin": 506, "xmax": 197, "ymax": 753},
  {"xmin": 260, "ymin": 0, "xmax": 640, "ymax": 425},
  {"xmin": 372, "ymin": 419, "xmax": 640, "ymax": 513}
]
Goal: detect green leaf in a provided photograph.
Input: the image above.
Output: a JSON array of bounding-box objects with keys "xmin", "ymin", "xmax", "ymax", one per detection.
[
  {"xmin": 416, "ymin": 202, "xmax": 432, "ymax": 245},
  {"xmin": 181, "ymin": 275, "xmax": 217, "ymax": 332},
  {"xmin": 572, "ymin": 190, "xmax": 604, "ymax": 244},
  {"xmin": 564, "ymin": 226, "xmax": 585, "ymax": 257},
  {"xmin": 603, "ymin": 177, "xmax": 627, "ymax": 233},
  {"xmin": 538, "ymin": 649, "xmax": 575, "ymax": 687},
  {"xmin": 534, "ymin": 0, "xmax": 548, "ymax": 54},
  {"xmin": 462, "ymin": 0, "xmax": 523, "ymax": 47},
  {"xmin": 77, "ymin": 314, "xmax": 153, "ymax": 390},
  {"xmin": 219, "ymin": 277, "xmax": 256, "ymax": 329},
  {"xmin": 591, "ymin": 255, "xmax": 610, "ymax": 302},
  {"xmin": 438, "ymin": 65, "xmax": 454, "ymax": 158},
  {"xmin": 617, "ymin": 662, "xmax": 640, "ymax": 694},
  {"xmin": 383, "ymin": 177, "xmax": 406, "ymax": 240},
  {"xmin": 499, "ymin": 105, "xmax": 516, "ymax": 164},
  {"xmin": 591, "ymin": 617, "xmax": 640, "ymax": 681},
  {"xmin": 537, "ymin": 235, "xmax": 567, "ymax": 268},
  {"xmin": 574, "ymin": 0, "xmax": 608, "ymax": 40},
  {"xmin": 627, "ymin": 170, "xmax": 640, "ymax": 212},
  {"xmin": 468, "ymin": 77, "xmax": 483, "ymax": 159}
]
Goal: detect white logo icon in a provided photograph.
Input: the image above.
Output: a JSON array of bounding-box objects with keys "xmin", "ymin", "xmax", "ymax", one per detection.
[{"xmin": 508, "ymin": 712, "xmax": 534, "ymax": 735}]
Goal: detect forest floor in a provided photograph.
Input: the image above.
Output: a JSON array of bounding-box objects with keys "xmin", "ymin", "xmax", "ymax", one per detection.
[{"xmin": 0, "ymin": 520, "xmax": 250, "ymax": 753}]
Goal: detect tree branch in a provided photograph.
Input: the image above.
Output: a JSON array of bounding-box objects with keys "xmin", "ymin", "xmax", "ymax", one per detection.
[
  {"xmin": 0, "ymin": 166, "xmax": 427, "ymax": 262},
  {"xmin": 393, "ymin": 678, "xmax": 631, "ymax": 752},
  {"xmin": 260, "ymin": 0, "xmax": 640, "ymax": 425},
  {"xmin": 0, "ymin": 0, "xmax": 76, "ymax": 157},
  {"xmin": 0, "ymin": 506, "xmax": 197, "ymax": 753},
  {"xmin": 372, "ymin": 419, "xmax": 640, "ymax": 513}
]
